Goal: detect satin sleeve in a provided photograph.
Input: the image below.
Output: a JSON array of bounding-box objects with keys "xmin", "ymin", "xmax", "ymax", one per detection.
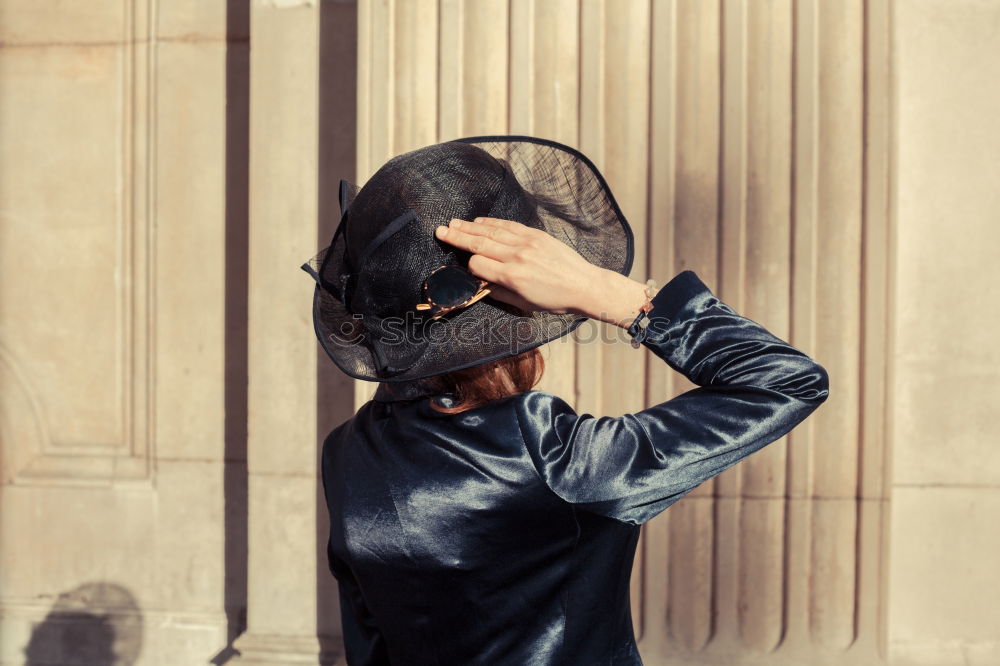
[{"xmin": 515, "ymin": 269, "xmax": 830, "ymax": 526}]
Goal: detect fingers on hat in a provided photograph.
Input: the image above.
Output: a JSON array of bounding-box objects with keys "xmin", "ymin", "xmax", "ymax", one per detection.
[
  {"xmin": 435, "ymin": 224, "xmax": 518, "ymax": 262},
  {"xmin": 471, "ymin": 216, "xmax": 527, "ymax": 234},
  {"xmin": 450, "ymin": 217, "xmax": 524, "ymax": 246},
  {"xmin": 467, "ymin": 254, "xmax": 506, "ymax": 283}
]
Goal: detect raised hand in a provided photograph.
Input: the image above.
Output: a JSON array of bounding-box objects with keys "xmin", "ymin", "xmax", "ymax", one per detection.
[{"xmin": 434, "ymin": 217, "xmax": 650, "ymax": 329}]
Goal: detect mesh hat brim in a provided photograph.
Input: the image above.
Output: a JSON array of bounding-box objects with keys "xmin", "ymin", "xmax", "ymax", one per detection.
[{"xmin": 303, "ymin": 135, "xmax": 635, "ymax": 383}]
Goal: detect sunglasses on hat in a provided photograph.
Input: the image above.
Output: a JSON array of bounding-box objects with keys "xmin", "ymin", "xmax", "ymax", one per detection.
[{"xmin": 415, "ymin": 264, "xmax": 491, "ymax": 320}]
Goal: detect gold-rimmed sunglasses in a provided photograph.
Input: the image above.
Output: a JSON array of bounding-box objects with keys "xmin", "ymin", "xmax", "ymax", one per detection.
[{"xmin": 415, "ymin": 264, "xmax": 491, "ymax": 320}]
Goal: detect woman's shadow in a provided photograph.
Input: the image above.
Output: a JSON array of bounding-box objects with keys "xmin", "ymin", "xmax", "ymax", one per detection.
[{"xmin": 23, "ymin": 582, "xmax": 142, "ymax": 666}]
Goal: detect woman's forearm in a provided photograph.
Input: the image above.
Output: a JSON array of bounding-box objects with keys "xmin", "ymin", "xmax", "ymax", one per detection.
[{"xmin": 575, "ymin": 269, "xmax": 652, "ymax": 329}]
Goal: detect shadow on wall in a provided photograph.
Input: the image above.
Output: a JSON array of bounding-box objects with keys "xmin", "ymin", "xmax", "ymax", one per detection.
[
  {"xmin": 23, "ymin": 582, "xmax": 143, "ymax": 666},
  {"xmin": 212, "ymin": 0, "xmax": 251, "ymax": 664}
]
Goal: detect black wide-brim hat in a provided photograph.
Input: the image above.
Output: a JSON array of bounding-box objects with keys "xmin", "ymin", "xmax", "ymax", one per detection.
[{"xmin": 302, "ymin": 135, "xmax": 634, "ymax": 382}]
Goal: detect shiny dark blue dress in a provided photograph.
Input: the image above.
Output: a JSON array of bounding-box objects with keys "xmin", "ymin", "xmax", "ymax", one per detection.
[{"xmin": 320, "ymin": 270, "xmax": 830, "ymax": 665}]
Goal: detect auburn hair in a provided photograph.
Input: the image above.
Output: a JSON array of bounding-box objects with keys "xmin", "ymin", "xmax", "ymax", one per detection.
[{"xmin": 424, "ymin": 347, "xmax": 545, "ymax": 414}]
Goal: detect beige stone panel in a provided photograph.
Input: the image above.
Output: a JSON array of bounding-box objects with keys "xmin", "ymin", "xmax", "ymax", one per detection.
[
  {"xmin": 0, "ymin": 484, "xmax": 155, "ymax": 604},
  {"xmin": 732, "ymin": 8, "xmax": 796, "ymax": 651},
  {"xmin": 711, "ymin": 495, "xmax": 743, "ymax": 650},
  {"xmin": 660, "ymin": 0, "xmax": 723, "ymax": 651},
  {"xmin": 244, "ymin": 473, "xmax": 319, "ymax": 636},
  {"xmin": 152, "ymin": 460, "xmax": 225, "ymax": 612},
  {"xmin": 740, "ymin": 0, "xmax": 793, "ymax": 499},
  {"xmin": 460, "ymin": 0, "xmax": 508, "ymax": 136},
  {"xmin": 856, "ymin": 495, "xmax": 891, "ymax": 661},
  {"xmin": 157, "ymin": 0, "xmax": 234, "ymax": 41},
  {"xmin": 788, "ymin": 0, "xmax": 823, "ymax": 502},
  {"xmin": 0, "ymin": 0, "xmax": 125, "ymax": 44},
  {"xmin": 247, "ymin": 17, "xmax": 319, "ymax": 476},
  {"xmin": 591, "ymin": 0, "xmax": 649, "ymax": 415},
  {"xmin": 575, "ymin": 0, "xmax": 607, "ymax": 445},
  {"xmin": 783, "ymin": 495, "xmax": 814, "ymax": 647},
  {"xmin": 154, "ymin": 41, "xmax": 228, "ymax": 462},
  {"xmin": 809, "ymin": 497, "xmax": 858, "ymax": 650},
  {"xmin": 666, "ymin": 496, "xmax": 713, "ymax": 651},
  {"xmin": 857, "ymin": 0, "xmax": 892, "ymax": 506},
  {"xmin": 888, "ymin": 486, "xmax": 1000, "ymax": 664},
  {"xmin": 767, "ymin": 496, "xmax": 886, "ymax": 663},
  {"xmin": 893, "ymin": 0, "xmax": 1000, "ymax": 487},
  {"xmin": 435, "ymin": 0, "xmax": 509, "ymax": 143},
  {"xmin": 674, "ymin": 0, "xmax": 721, "ymax": 289},
  {"xmin": 0, "ymin": 605, "xmax": 226, "ymax": 666},
  {"xmin": 891, "ymin": 643, "xmax": 1000, "ymax": 666},
  {"xmin": 0, "ymin": 44, "xmax": 128, "ymax": 449},
  {"xmin": 893, "ymin": 363, "xmax": 1000, "ymax": 486},
  {"xmin": 598, "ymin": 0, "xmax": 651, "ymax": 634},
  {"xmin": 356, "ymin": 0, "xmax": 392, "ymax": 181},
  {"xmin": 719, "ymin": 0, "xmax": 747, "ymax": 325},
  {"xmin": 390, "ymin": 0, "xmax": 437, "ymax": 152},
  {"xmin": 508, "ymin": 0, "xmax": 579, "ymax": 140},
  {"xmin": 534, "ymin": 340, "xmax": 575, "ymax": 406},
  {"xmin": 0, "ymin": 464, "xmax": 226, "ymax": 664},
  {"xmin": 436, "ymin": 0, "xmax": 462, "ymax": 141},
  {"xmin": 139, "ymin": 613, "xmax": 228, "ymax": 666},
  {"xmin": 738, "ymin": 497, "xmax": 784, "ymax": 653},
  {"xmin": 812, "ymin": 0, "xmax": 863, "ymax": 500},
  {"xmin": 894, "ymin": 0, "xmax": 1000, "ymax": 359},
  {"xmin": 640, "ymin": 510, "xmax": 670, "ymax": 655},
  {"xmin": 674, "ymin": 0, "xmax": 720, "ymax": 500},
  {"xmin": 239, "ymin": 1, "xmax": 323, "ymax": 660},
  {"xmin": 645, "ymin": 0, "xmax": 677, "ymax": 433}
]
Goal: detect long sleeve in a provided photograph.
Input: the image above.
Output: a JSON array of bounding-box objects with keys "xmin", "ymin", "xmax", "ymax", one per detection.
[{"xmin": 515, "ymin": 269, "xmax": 829, "ymax": 526}]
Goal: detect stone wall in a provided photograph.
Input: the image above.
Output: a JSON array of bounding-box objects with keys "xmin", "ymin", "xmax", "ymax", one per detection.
[{"xmin": 0, "ymin": 1, "xmax": 997, "ymax": 664}]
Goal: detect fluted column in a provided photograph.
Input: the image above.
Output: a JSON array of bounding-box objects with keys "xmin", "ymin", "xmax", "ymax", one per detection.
[{"xmin": 235, "ymin": 1, "xmax": 333, "ymax": 663}]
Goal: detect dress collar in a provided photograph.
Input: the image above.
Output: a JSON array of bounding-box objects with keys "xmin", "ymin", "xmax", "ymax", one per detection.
[{"xmin": 373, "ymin": 378, "xmax": 447, "ymax": 403}]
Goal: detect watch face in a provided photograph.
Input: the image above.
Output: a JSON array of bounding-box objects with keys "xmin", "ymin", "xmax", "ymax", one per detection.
[{"xmin": 425, "ymin": 265, "xmax": 482, "ymax": 308}]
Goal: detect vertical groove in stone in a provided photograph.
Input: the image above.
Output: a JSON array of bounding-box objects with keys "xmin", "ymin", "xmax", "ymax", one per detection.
[
  {"xmin": 461, "ymin": 0, "xmax": 508, "ymax": 135},
  {"xmin": 508, "ymin": 0, "xmax": 533, "ymax": 136},
  {"xmin": 788, "ymin": 0, "xmax": 819, "ymax": 650},
  {"xmin": 576, "ymin": 0, "xmax": 605, "ymax": 419},
  {"xmin": 121, "ymin": 0, "xmax": 136, "ymax": 456},
  {"xmin": 644, "ymin": 0, "xmax": 677, "ymax": 653},
  {"xmin": 716, "ymin": 0, "xmax": 746, "ymax": 502},
  {"xmin": 810, "ymin": 0, "xmax": 863, "ymax": 651},
  {"xmin": 392, "ymin": 0, "xmax": 437, "ymax": 152},
  {"xmin": 668, "ymin": 498, "xmax": 715, "ymax": 651},
  {"xmin": 737, "ymin": 0, "xmax": 793, "ymax": 652},
  {"xmin": 641, "ymin": 508, "xmax": 671, "ymax": 656},
  {"xmin": 715, "ymin": 0, "xmax": 747, "ymax": 651},
  {"xmin": 740, "ymin": 0, "xmax": 793, "ymax": 501},
  {"xmin": 661, "ymin": 0, "xmax": 720, "ymax": 650},
  {"xmin": 365, "ymin": 0, "xmax": 394, "ymax": 171},
  {"xmin": 144, "ymin": 0, "xmax": 157, "ymax": 472},
  {"xmin": 598, "ymin": 0, "xmax": 652, "ymax": 636},
  {"xmin": 438, "ymin": 0, "xmax": 464, "ymax": 140},
  {"xmin": 858, "ymin": 0, "xmax": 892, "ymax": 659},
  {"xmin": 739, "ymin": 499, "xmax": 786, "ymax": 652},
  {"xmin": 812, "ymin": 499, "xmax": 859, "ymax": 650}
]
